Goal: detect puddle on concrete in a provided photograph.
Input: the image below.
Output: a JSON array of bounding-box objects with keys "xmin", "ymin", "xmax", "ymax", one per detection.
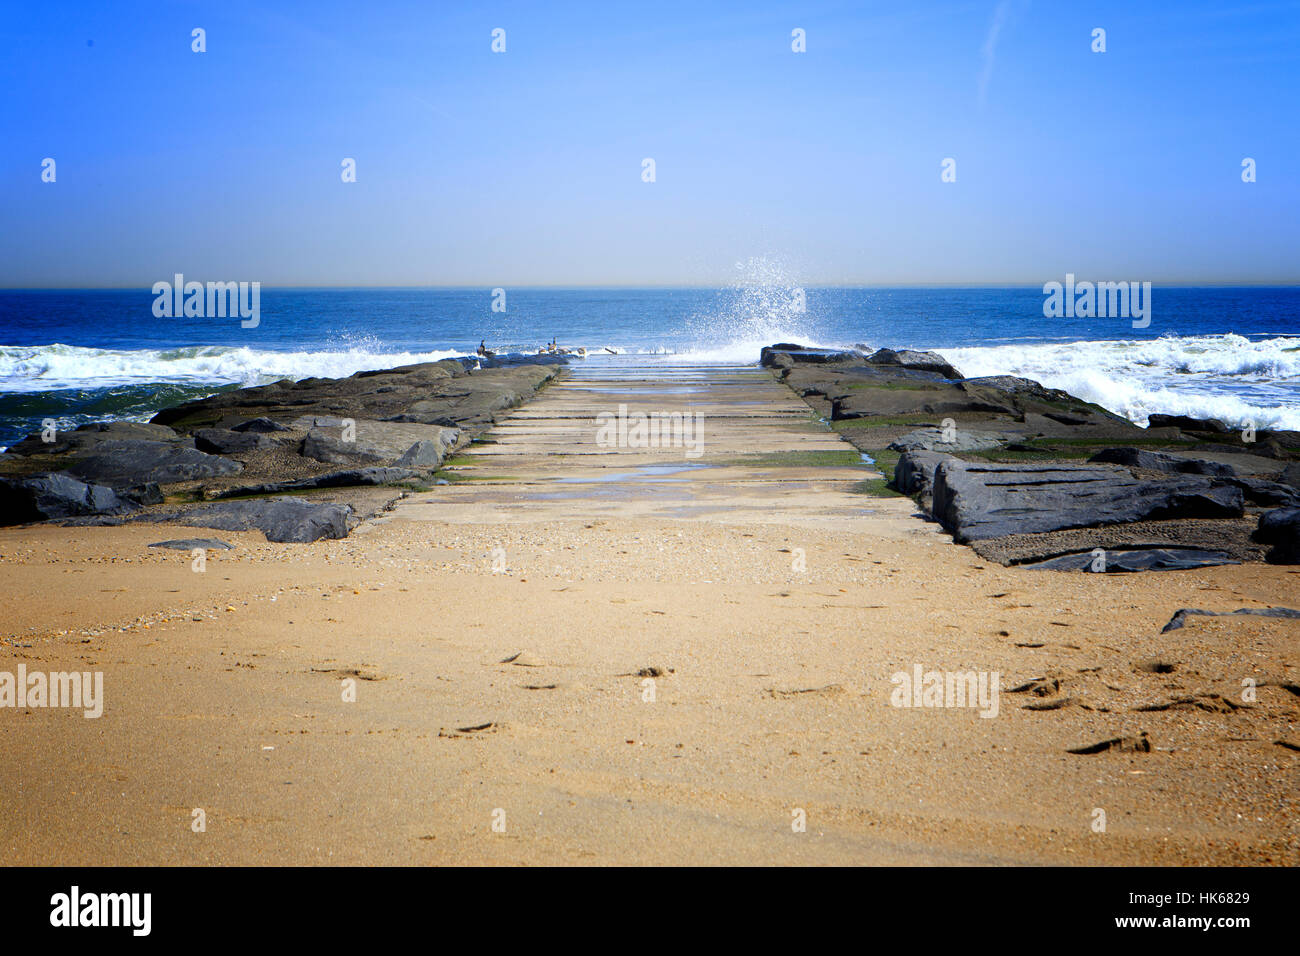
[
  {"xmin": 525, "ymin": 488, "xmax": 637, "ymax": 500},
  {"xmin": 568, "ymin": 386, "xmax": 703, "ymax": 395},
  {"xmin": 636, "ymin": 463, "xmax": 711, "ymax": 475},
  {"xmin": 551, "ymin": 463, "xmax": 713, "ymax": 484}
]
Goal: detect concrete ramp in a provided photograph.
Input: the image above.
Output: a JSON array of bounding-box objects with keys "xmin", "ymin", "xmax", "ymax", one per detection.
[{"xmin": 387, "ymin": 361, "xmax": 890, "ymax": 526}]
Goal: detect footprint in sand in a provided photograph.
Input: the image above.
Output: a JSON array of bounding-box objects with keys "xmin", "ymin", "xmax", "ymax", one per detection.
[
  {"xmin": 766, "ymin": 684, "xmax": 846, "ymax": 699},
  {"xmin": 311, "ymin": 667, "xmax": 386, "ymax": 681},
  {"xmin": 1067, "ymin": 733, "xmax": 1151, "ymax": 755},
  {"xmin": 438, "ymin": 722, "xmax": 498, "ymax": 738},
  {"xmin": 1023, "ymin": 697, "xmax": 1079, "ymax": 711},
  {"xmin": 499, "ymin": 651, "xmax": 546, "ymax": 667},
  {"xmin": 1006, "ymin": 676, "xmax": 1060, "ymax": 697}
]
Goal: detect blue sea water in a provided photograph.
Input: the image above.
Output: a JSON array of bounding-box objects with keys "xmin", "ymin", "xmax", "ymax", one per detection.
[{"xmin": 1, "ymin": 286, "xmax": 1298, "ymax": 448}]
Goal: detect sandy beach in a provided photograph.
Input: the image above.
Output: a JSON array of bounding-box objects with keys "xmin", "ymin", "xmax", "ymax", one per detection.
[{"xmin": 2, "ymin": 362, "xmax": 1295, "ymax": 866}]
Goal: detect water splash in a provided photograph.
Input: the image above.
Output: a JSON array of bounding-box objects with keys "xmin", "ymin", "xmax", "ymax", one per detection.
[{"xmin": 672, "ymin": 256, "xmax": 827, "ymax": 363}]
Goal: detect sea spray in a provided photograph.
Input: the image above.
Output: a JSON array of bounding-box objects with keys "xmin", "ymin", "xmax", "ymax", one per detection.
[
  {"xmin": 680, "ymin": 255, "xmax": 824, "ymax": 359},
  {"xmin": 940, "ymin": 334, "xmax": 1300, "ymax": 430}
]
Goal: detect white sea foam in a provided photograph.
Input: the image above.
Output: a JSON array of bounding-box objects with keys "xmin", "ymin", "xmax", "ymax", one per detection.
[
  {"xmin": 938, "ymin": 334, "xmax": 1300, "ymax": 431},
  {"xmin": 3, "ymin": 331, "xmax": 1296, "ymax": 434},
  {"xmin": 0, "ymin": 343, "xmax": 470, "ymax": 392}
]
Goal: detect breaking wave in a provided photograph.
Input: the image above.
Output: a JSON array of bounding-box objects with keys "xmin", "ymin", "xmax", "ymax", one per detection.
[
  {"xmin": 0, "ymin": 343, "xmax": 471, "ymax": 392},
  {"xmin": 937, "ymin": 333, "xmax": 1300, "ymax": 430}
]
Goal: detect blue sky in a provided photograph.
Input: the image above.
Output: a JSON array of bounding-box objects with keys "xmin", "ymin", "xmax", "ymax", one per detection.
[{"xmin": 2, "ymin": 0, "xmax": 1297, "ymax": 286}]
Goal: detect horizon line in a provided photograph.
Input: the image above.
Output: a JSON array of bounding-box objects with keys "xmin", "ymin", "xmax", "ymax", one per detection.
[{"xmin": 4, "ymin": 281, "xmax": 1300, "ymax": 292}]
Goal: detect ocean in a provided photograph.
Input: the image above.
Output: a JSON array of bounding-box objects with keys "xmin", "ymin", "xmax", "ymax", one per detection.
[{"xmin": 1, "ymin": 286, "xmax": 1298, "ymax": 450}]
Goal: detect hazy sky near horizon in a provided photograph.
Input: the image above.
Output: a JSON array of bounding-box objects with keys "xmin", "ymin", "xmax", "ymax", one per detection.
[{"xmin": 2, "ymin": 0, "xmax": 1298, "ymax": 288}]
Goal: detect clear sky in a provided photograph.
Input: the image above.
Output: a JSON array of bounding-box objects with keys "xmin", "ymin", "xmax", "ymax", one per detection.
[{"xmin": 2, "ymin": 0, "xmax": 1297, "ymax": 287}]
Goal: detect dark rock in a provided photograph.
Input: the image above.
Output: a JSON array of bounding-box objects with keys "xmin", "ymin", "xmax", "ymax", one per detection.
[
  {"xmin": 865, "ymin": 347, "xmax": 962, "ymax": 380},
  {"xmin": 1068, "ymin": 734, "xmax": 1151, "ymax": 755},
  {"xmin": 1227, "ymin": 477, "xmax": 1300, "ymax": 508},
  {"xmin": 1280, "ymin": 463, "xmax": 1300, "ymax": 491},
  {"xmin": 832, "ymin": 377, "xmax": 1018, "ymax": 421},
  {"xmin": 960, "ymin": 376, "xmax": 1064, "ymax": 399},
  {"xmin": 1161, "ymin": 606, "xmax": 1300, "ymax": 633},
  {"xmin": 193, "ymin": 428, "xmax": 291, "ymax": 455},
  {"xmin": 966, "ymin": 517, "xmax": 1267, "ymax": 568},
  {"xmin": 765, "ymin": 343, "xmax": 1282, "ymax": 566},
  {"xmin": 1043, "ymin": 412, "xmax": 1089, "ymax": 426},
  {"xmin": 301, "ymin": 429, "xmax": 385, "ymax": 465},
  {"xmin": 930, "ymin": 460, "xmax": 1244, "ymax": 542},
  {"xmin": 1195, "ymin": 441, "xmax": 1285, "ymax": 460},
  {"xmin": 285, "ymin": 466, "xmax": 413, "ymax": 489},
  {"xmin": 1256, "ymin": 507, "xmax": 1300, "ymax": 563},
  {"xmin": 763, "ymin": 352, "xmax": 795, "ymax": 371},
  {"xmin": 148, "ymin": 538, "xmax": 235, "ymax": 551},
  {"xmin": 889, "ymin": 427, "xmax": 1008, "ymax": 453},
  {"xmin": 1088, "ymin": 447, "xmax": 1236, "ymax": 478},
  {"xmin": 288, "ymin": 415, "xmax": 351, "ymax": 429},
  {"xmin": 0, "ymin": 473, "xmax": 142, "ymax": 525},
  {"xmin": 476, "ymin": 353, "xmax": 569, "ymax": 368},
  {"xmin": 820, "ymin": 367, "xmax": 1134, "ymax": 427},
  {"xmin": 892, "ymin": 450, "xmax": 954, "ymax": 498},
  {"xmin": 121, "ymin": 483, "xmax": 164, "ymax": 506},
  {"xmin": 6, "ymin": 420, "xmax": 180, "ymax": 456},
  {"xmin": 1020, "ymin": 548, "xmax": 1238, "ymax": 572},
  {"xmin": 213, "ymin": 467, "xmax": 415, "ymax": 498},
  {"xmin": 64, "ymin": 439, "xmax": 242, "ymax": 486},
  {"xmin": 159, "ymin": 497, "xmax": 352, "ymax": 543},
  {"xmin": 396, "ymin": 440, "xmax": 448, "ymax": 468},
  {"xmin": 231, "ymin": 417, "xmax": 291, "ymax": 433},
  {"xmin": 1147, "ymin": 414, "xmax": 1230, "ymax": 434},
  {"xmin": 150, "ymin": 360, "xmax": 558, "ymax": 435},
  {"xmin": 759, "ymin": 345, "xmax": 862, "ymax": 368},
  {"xmin": 299, "ymin": 420, "xmax": 458, "ymax": 466},
  {"xmin": 1257, "ymin": 428, "xmax": 1300, "ymax": 454}
]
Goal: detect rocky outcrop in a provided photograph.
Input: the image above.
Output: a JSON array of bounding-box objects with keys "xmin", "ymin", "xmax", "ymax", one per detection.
[
  {"xmin": 0, "ymin": 473, "xmax": 144, "ymax": 524},
  {"xmin": 889, "ymin": 427, "xmax": 1009, "ymax": 453},
  {"xmin": 1256, "ymin": 507, "xmax": 1300, "ymax": 563},
  {"xmin": 1161, "ymin": 606, "xmax": 1300, "ymax": 632},
  {"xmin": 4, "ymin": 421, "xmax": 181, "ymax": 456},
  {"xmin": 64, "ymin": 439, "xmax": 242, "ymax": 486},
  {"xmin": 768, "ymin": 342, "xmax": 1297, "ymax": 570},
  {"xmin": 892, "ymin": 450, "xmax": 953, "ymax": 500},
  {"xmin": 1147, "ymin": 414, "xmax": 1230, "ymax": 434},
  {"xmin": 194, "ymin": 428, "xmax": 294, "ymax": 455},
  {"xmin": 1088, "ymin": 446, "xmax": 1236, "ymax": 477},
  {"xmin": 213, "ymin": 467, "xmax": 416, "ymax": 498},
  {"xmin": 929, "ymin": 460, "xmax": 1243, "ymax": 542},
  {"xmin": 759, "ymin": 344, "xmax": 863, "ymax": 369},
  {"xmin": 0, "ymin": 358, "xmax": 563, "ymax": 533},
  {"xmin": 0, "ymin": 474, "xmax": 134, "ymax": 523},
  {"xmin": 149, "ymin": 360, "xmax": 560, "ymax": 433},
  {"xmin": 831, "ymin": 376, "xmax": 1018, "ymax": 421},
  {"xmin": 231, "ymin": 417, "xmax": 291, "ymax": 433},
  {"xmin": 298, "ymin": 419, "xmax": 459, "ymax": 468},
  {"xmin": 396, "ymin": 440, "xmax": 448, "ymax": 468},
  {"xmin": 1227, "ymin": 477, "xmax": 1300, "ymax": 508},
  {"xmin": 157, "ymin": 498, "xmax": 353, "ymax": 543},
  {"xmin": 148, "ymin": 538, "xmax": 235, "ymax": 551},
  {"xmin": 779, "ymin": 360, "xmax": 1132, "ymax": 439},
  {"xmin": 863, "ymin": 347, "xmax": 962, "ymax": 380},
  {"xmin": 1019, "ymin": 548, "xmax": 1238, "ymax": 572}
]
